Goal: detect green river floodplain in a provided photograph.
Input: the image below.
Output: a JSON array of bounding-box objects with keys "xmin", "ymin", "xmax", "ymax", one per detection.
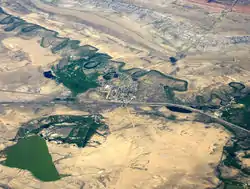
[{"xmin": 0, "ymin": 7, "xmax": 249, "ymax": 187}]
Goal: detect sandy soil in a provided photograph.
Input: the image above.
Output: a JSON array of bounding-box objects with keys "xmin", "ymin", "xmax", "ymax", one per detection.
[
  {"xmin": 1, "ymin": 8, "xmax": 166, "ymax": 70},
  {"xmin": 0, "ymin": 106, "xmax": 231, "ymax": 189},
  {"xmin": 0, "ymin": 36, "xmax": 65, "ymax": 97},
  {"xmin": 2, "ymin": 37, "xmax": 60, "ymax": 69},
  {"xmin": 3, "ymin": 3, "xmax": 250, "ymax": 94},
  {"xmin": 0, "ymin": 1, "xmax": 249, "ymax": 188}
]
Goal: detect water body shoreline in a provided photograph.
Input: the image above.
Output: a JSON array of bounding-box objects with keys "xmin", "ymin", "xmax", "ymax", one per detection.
[{"xmin": 0, "ymin": 5, "xmax": 249, "ymax": 188}]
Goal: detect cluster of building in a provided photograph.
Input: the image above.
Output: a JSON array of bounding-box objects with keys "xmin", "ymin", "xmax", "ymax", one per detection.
[{"xmin": 98, "ymin": 72, "xmax": 138, "ymax": 103}]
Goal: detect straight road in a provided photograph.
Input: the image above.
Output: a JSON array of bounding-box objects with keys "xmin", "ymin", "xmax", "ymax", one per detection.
[{"xmin": 0, "ymin": 97, "xmax": 249, "ymax": 134}]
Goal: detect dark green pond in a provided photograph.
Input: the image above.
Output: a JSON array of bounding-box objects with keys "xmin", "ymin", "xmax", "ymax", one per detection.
[
  {"xmin": 3, "ymin": 135, "xmax": 60, "ymax": 182},
  {"xmin": 0, "ymin": 114, "xmax": 109, "ymax": 183},
  {"xmin": 0, "ymin": 7, "xmax": 249, "ymax": 188}
]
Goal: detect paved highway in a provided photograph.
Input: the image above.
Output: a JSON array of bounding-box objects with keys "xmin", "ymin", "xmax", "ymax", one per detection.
[{"xmin": 0, "ymin": 97, "xmax": 249, "ymax": 134}]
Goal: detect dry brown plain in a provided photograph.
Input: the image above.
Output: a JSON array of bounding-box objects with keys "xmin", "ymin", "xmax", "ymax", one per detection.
[{"xmin": 0, "ymin": 0, "xmax": 249, "ymax": 188}]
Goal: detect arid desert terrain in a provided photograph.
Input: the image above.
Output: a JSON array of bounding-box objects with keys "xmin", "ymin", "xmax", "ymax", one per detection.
[{"xmin": 0, "ymin": 0, "xmax": 249, "ymax": 189}]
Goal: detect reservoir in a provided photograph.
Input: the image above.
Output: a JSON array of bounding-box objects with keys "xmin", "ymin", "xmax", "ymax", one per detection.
[{"xmin": 2, "ymin": 135, "xmax": 60, "ymax": 182}]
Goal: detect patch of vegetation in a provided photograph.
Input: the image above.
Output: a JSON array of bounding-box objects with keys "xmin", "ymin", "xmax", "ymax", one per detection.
[
  {"xmin": 52, "ymin": 64, "xmax": 99, "ymax": 95},
  {"xmin": 15, "ymin": 115, "xmax": 109, "ymax": 148}
]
